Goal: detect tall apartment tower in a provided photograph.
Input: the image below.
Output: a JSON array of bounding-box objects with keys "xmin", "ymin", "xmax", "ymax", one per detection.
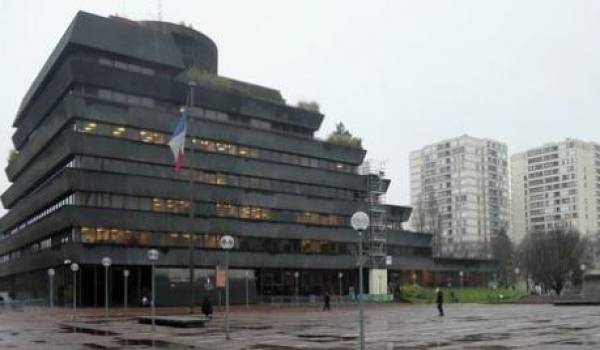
[
  {"xmin": 410, "ymin": 135, "xmax": 509, "ymax": 258},
  {"xmin": 511, "ymin": 139, "xmax": 600, "ymax": 242}
]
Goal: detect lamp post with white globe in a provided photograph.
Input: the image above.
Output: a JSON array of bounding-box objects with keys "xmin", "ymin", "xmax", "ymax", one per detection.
[
  {"xmin": 147, "ymin": 249, "xmax": 159, "ymax": 331},
  {"xmin": 351, "ymin": 211, "xmax": 369, "ymax": 350},
  {"xmin": 101, "ymin": 257, "xmax": 112, "ymax": 322},
  {"xmin": 220, "ymin": 235, "xmax": 235, "ymax": 340},
  {"xmin": 338, "ymin": 272, "xmax": 343, "ymax": 304},
  {"xmin": 123, "ymin": 269, "xmax": 130, "ymax": 310},
  {"xmin": 47, "ymin": 268, "xmax": 55, "ymax": 309},
  {"xmin": 70, "ymin": 262, "xmax": 79, "ymax": 320}
]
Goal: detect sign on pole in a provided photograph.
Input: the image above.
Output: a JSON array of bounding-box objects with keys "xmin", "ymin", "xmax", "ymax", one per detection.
[{"xmin": 216, "ymin": 270, "xmax": 226, "ymax": 288}]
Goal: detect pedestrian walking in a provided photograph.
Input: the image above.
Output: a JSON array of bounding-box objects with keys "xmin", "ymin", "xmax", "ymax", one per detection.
[
  {"xmin": 436, "ymin": 288, "xmax": 444, "ymax": 317},
  {"xmin": 202, "ymin": 295, "xmax": 213, "ymax": 319},
  {"xmin": 323, "ymin": 293, "xmax": 331, "ymax": 311}
]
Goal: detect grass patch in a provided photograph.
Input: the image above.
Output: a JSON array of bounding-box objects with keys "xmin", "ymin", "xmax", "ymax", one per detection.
[{"xmin": 397, "ymin": 285, "xmax": 526, "ymax": 304}]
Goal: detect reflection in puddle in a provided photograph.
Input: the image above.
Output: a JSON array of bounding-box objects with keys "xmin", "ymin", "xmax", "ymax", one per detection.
[
  {"xmin": 116, "ymin": 338, "xmax": 197, "ymax": 349},
  {"xmin": 59, "ymin": 325, "xmax": 118, "ymax": 336}
]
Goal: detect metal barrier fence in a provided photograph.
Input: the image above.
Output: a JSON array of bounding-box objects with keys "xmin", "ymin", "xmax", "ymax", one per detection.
[{"xmin": 0, "ymin": 299, "xmax": 47, "ymax": 312}]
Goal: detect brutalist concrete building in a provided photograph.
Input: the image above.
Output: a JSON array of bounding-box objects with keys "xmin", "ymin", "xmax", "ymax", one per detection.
[{"xmin": 0, "ymin": 12, "xmax": 495, "ymax": 306}]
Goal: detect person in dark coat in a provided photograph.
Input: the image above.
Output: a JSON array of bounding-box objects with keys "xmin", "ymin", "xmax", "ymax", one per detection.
[
  {"xmin": 436, "ymin": 288, "xmax": 444, "ymax": 316},
  {"xmin": 202, "ymin": 296, "xmax": 213, "ymax": 319},
  {"xmin": 323, "ymin": 293, "xmax": 331, "ymax": 311}
]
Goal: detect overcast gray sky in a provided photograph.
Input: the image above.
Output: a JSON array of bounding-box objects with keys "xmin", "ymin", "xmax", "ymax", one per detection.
[{"xmin": 1, "ymin": 0, "xmax": 600, "ymax": 210}]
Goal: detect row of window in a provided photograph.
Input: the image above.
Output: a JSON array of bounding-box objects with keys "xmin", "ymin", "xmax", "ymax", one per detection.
[
  {"xmin": 98, "ymin": 57, "xmax": 156, "ymax": 76},
  {"xmin": 0, "ymin": 195, "xmax": 74, "ymax": 240},
  {"xmin": 69, "ymin": 156, "xmax": 359, "ymax": 201},
  {"xmin": 79, "ymin": 226, "xmax": 429, "ymax": 256},
  {"xmin": 0, "ymin": 230, "xmax": 73, "ymax": 265},
  {"xmin": 1, "ymin": 183, "xmax": 351, "ymax": 244},
  {"xmin": 75, "ymin": 191, "xmax": 347, "ymax": 227},
  {"xmin": 82, "ymin": 86, "xmax": 314, "ymax": 138},
  {"xmin": 74, "ymin": 120, "xmax": 356, "ymax": 173},
  {"xmin": 0, "ymin": 225, "xmax": 430, "ymax": 266}
]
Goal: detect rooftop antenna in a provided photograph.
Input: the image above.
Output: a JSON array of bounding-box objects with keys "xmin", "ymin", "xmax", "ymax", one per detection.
[{"xmin": 158, "ymin": 0, "xmax": 163, "ymax": 22}]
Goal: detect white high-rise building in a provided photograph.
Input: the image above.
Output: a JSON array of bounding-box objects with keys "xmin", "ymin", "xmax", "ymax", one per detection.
[
  {"xmin": 410, "ymin": 135, "xmax": 509, "ymax": 258},
  {"xmin": 511, "ymin": 139, "xmax": 600, "ymax": 242}
]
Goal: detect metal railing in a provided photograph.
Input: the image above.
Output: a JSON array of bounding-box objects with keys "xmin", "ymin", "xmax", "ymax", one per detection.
[{"xmin": 0, "ymin": 299, "xmax": 47, "ymax": 312}]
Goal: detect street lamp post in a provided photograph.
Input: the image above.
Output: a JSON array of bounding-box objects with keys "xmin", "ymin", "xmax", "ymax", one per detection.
[
  {"xmin": 64, "ymin": 259, "xmax": 71, "ymax": 308},
  {"xmin": 147, "ymin": 249, "xmax": 160, "ymax": 332},
  {"xmin": 338, "ymin": 272, "xmax": 343, "ymax": 304},
  {"xmin": 101, "ymin": 257, "xmax": 112, "ymax": 322},
  {"xmin": 459, "ymin": 270, "xmax": 464, "ymax": 289},
  {"xmin": 220, "ymin": 235, "xmax": 235, "ymax": 341},
  {"xmin": 294, "ymin": 271, "xmax": 299, "ymax": 305},
  {"xmin": 70, "ymin": 263, "xmax": 79, "ymax": 320},
  {"xmin": 245, "ymin": 270, "xmax": 249, "ymax": 309},
  {"xmin": 580, "ymin": 264, "xmax": 587, "ymax": 287},
  {"xmin": 123, "ymin": 269, "xmax": 130, "ymax": 310},
  {"xmin": 48, "ymin": 268, "xmax": 55, "ymax": 309},
  {"xmin": 351, "ymin": 211, "xmax": 370, "ymax": 350},
  {"xmin": 514, "ymin": 267, "xmax": 520, "ymax": 289}
]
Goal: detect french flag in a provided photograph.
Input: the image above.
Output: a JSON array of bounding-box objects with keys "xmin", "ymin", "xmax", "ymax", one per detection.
[{"xmin": 168, "ymin": 112, "xmax": 187, "ymax": 172}]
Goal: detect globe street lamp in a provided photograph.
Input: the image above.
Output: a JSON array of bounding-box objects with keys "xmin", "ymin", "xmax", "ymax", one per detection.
[
  {"xmin": 244, "ymin": 270, "xmax": 249, "ymax": 309},
  {"xmin": 514, "ymin": 267, "xmax": 520, "ymax": 289},
  {"xmin": 459, "ymin": 270, "xmax": 464, "ymax": 289},
  {"xmin": 63, "ymin": 259, "xmax": 72, "ymax": 308},
  {"xmin": 70, "ymin": 262, "xmax": 79, "ymax": 320},
  {"xmin": 47, "ymin": 268, "xmax": 55, "ymax": 310},
  {"xmin": 101, "ymin": 257, "xmax": 112, "ymax": 322},
  {"xmin": 294, "ymin": 271, "xmax": 300, "ymax": 305},
  {"xmin": 351, "ymin": 211, "xmax": 369, "ymax": 350},
  {"xmin": 338, "ymin": 272, "xmax": 343, "ymax": 304},
  {"xmin": 147, "ymin": 249, "xmax": 160, "ymax": 332},
  {"xmin": 123, "ymin": 269, "xmax": 130, "ymax": 310},
  {"xmin": 220, "ymin": 235, "xmax": 235, "ymax": 341}
]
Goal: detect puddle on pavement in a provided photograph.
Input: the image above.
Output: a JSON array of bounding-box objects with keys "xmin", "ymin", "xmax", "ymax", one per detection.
[
  {"xmin": 115, "ymin": 339, "xmax": 197, "ymax": 349},
  {"xmin": 456, "ymin": 316, "xmax": 489, "ymax": 322},
  {"xmin": 59, "ymin": 325, "xmax": 119, "ymax": 336},
  {"xmin": 83, "ymin": 344, "xmax": 119, "ymax": 350},
  {"xmin": 543, "ymin": 338, "xmax": 595, "ymax": 346},
  {"xmin": 296, "ymin": 333, "xmax": 357, "ymax": 343},
  {"xmin": 233, "ymin": 324, "xmax": 272, "ymax": 330},
  {"xmin": 251, "ymin": 345, "xmax": 349, "ymax": 350},
  {"xmin": 453, "ymin": 333, "xmax": 511, "ymax": 342},
  {"xmin": 555, "ymin": 325, "xmax": 591, "ymax": 331}
]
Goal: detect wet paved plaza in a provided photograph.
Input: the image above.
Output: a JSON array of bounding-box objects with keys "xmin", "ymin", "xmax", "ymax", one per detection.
[{"xmin": 0, "ymin": 303, "xmax": 599, "ymax": 349}]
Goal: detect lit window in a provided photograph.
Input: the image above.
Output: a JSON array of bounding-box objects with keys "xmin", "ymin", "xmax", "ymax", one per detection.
[
  {"xmin": 112, "ymin": 126, "xmax": 125, "ymax": 137},
  {"xmin": 83, "ymin": 122, "xmax": 97, "ymax": 132}
]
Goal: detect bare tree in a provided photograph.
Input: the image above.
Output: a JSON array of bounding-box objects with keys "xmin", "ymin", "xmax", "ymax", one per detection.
[
  {"xmin": 491, "ymin": 224, "xmax": 514, "ymax": 288},
  {"xmin": 519, "ymin": 226, "xmax": 589, "ymax": 295},
  {"xmin": 410, "ymin": 198, "xmax": 427, "ymax": 232},
  {"xmin": 423, "ymin": 193, "xmax": 444, "ymax": 257},
  {"xmin": 410, "ymin": 192, "xmax": 444, "ymax": 256}
]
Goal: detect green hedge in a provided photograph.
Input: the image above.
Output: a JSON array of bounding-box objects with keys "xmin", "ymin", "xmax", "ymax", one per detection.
[{"xmin": 397, "ymin": 285, "xmax": 526, "ymax": 304}]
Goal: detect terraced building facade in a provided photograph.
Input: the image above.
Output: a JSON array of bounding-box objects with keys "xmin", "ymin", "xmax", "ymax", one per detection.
[{"xmin": 0, "ymin": 12, "xmax": 495, "ymax": 306}]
